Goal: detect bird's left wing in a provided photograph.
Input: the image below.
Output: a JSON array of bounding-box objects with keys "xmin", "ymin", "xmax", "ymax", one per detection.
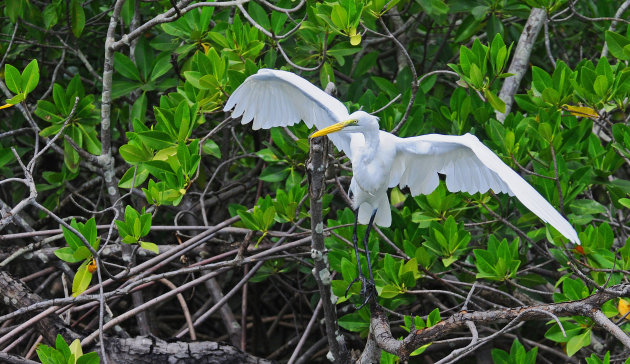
[
  {"xmin": 388, "ymin": 133, "xmax": 580, "ymax": 244},
  {"xmin": 223, "ymin": 69, "xmax": 353, "ymax": 156}
]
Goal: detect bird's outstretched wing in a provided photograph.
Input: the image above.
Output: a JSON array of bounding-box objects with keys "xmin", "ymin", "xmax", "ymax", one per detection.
[
  {"xmin": 388, "ymin": 133, "xmax": 580, "ymax": 244},
  {"xmin": 223, "ymin": 69, "xmax": 353, "ymax": 156}
]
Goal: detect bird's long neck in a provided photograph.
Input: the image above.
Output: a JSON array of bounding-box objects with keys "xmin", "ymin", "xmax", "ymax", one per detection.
[{"xmin": 359, "ymin": 127, "xmax": 380, "ymax": 163}]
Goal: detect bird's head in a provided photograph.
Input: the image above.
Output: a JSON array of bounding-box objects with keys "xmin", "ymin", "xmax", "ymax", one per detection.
[{"xmin": 309, "ymin": 111, "xmax": 379, "ymax": 138}]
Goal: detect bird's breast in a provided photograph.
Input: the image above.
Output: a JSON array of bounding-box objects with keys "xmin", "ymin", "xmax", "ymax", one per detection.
[{"xmin": 352, "ymin": 155, "xmax": 389, "ymax": 195}]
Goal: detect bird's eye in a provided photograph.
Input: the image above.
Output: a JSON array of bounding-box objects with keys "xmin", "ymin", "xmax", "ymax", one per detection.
[{"xmin": 351, "ymin": 120, "xmax": 358, "ymax": 124}]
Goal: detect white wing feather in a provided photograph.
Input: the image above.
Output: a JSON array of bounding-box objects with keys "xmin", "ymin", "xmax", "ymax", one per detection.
[
  {"xmin": 223, "ymin": 69, "xmax": 353, "ymax": 156},
  {"xmin": 389, "ymin": 133, "xmax": 580, "ymax": 244}
]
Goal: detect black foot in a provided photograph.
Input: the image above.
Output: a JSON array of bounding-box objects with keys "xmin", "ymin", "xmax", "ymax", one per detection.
[
  {"xmin": 345, "ymin": 273, "xmax": 376, "ymax": 309},
  {"xmin": 357, "ymin": 275, "xmax": 376, "ymax": 309},
  {"xmin": 345, "ymin": 276, "xmax": 360, "ymax": 298}
]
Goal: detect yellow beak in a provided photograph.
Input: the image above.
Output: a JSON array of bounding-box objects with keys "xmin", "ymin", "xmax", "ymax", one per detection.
[{"xmin": 309, "ymin": 119, "xmax": 356, "ymax": 138}]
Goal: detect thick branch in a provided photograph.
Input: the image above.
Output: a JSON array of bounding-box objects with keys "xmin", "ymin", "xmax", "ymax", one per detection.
[
  {"xmin": 307, "ymin": 135, "xmax": 350, "ymax": 363},
  {"xmin": 496, "ymin": 8, "xmax": 546, "ymax": 122},
  {"xmin": 369, "ymin": 283, "xmax": 630, "ymax": 359},
  {"xmin": 101, "ymin": 336, "xmax": 274, "ymax": 364},
  {"xmin": 0, "ymin": 271, "xmax": 80, "ymax": 345}
]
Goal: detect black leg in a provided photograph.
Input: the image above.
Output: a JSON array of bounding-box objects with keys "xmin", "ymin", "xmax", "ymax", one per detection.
[
  {"xmin": 359, "ymin": 209, "xmax": 378, "ymax": 306},
  {"xmin": 345, "ymin": 208, "xmax": 378, "ymax": 307},
  {"xmin": 345, "ymin": 208, "xmax": 363, "ymax": 298}
]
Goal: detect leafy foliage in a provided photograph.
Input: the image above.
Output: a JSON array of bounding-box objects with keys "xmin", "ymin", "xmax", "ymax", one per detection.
[
  {"xmin": 491, "ymin": 339, "xmax": 537, "ymax": 364},
  {"xmin": 2, "ymin": 0, "xmax": 630, "ymax": 362},
  {"xmin": 36, "ymin": 334, "xmax": 99, "ymax": 364},
  {"xmin": 54, "ymin": 218, "xmax": 100, "ymax": 296},
  {"xmin": 115, "ymin": 206, "xmax": 157, "ymax": 253}
]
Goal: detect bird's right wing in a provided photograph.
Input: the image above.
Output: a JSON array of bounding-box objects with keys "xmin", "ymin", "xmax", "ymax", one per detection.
[
  {"xmin": 388, "ymin": 133, "xmax": 580, "ymax": 244},
  {"xmin": 223, "ymin": 69, "xmax": 353, "ymax": 156}
]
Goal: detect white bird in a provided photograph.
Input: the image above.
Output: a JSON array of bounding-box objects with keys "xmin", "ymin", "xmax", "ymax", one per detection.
[{"xmin": 223, "ymin": 68, "xmax": 581, "ymax": 247}]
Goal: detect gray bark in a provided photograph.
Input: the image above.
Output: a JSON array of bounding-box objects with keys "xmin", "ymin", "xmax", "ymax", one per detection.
[
  {"xmin": 102, "ymin": 336, "xmax": 275, "ymax": 364},
  {"xmin": 496, "ymin": 8, "xmax": 546, "ymax": 122}
]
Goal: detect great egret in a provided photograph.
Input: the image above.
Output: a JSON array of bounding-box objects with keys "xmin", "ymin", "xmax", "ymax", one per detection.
[{"xmin": 224, "ymin": 68, "xmax": 580, "ymax": 299}]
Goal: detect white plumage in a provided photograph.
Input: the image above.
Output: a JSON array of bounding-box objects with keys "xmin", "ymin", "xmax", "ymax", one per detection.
[{"xmin": 224, "ymin": 69, "xmax": 580, "ymax": 245}]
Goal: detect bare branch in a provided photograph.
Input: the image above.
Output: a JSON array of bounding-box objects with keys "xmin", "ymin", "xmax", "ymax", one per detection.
[{"xmin": 497, "ymin": 8, "xmax": 546, "ymax": 122}]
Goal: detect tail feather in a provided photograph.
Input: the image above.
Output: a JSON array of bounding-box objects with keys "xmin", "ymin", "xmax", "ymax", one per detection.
[{"xmin": 357, "ymin": 194, "xmax": 391, "ymax": 227}]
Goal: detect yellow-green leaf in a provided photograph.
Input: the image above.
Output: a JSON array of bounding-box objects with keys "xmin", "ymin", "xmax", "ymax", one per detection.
[
  {"xmin": 70, "ymin": 0, "xmax": 85, "ymax": 38},
  {"xmin": 140, "ymin": 241, "xmax": 159, "ymax": 254},
  {"xmin": 72, "ymin": 260, "xmax": 93, "ymax": 297},
  {"xmin": 561, "ymin": 104, "xmax": 598, "ymax": 119},
  {"xmin": 349, "ymin": 27, "xmax": 361, "ymax": 46},
  {"xmin": 69, "ymin": 339, "xmax": 83, "ymax": 361},
  {"xmin": 485, "ymin": 89, "xmax": 505, "ymax": 113}
]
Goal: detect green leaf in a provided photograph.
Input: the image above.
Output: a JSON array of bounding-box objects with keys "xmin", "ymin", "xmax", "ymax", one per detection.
[
  {"xmin": 54, "ymin": 247, "xmax": 84, "ymax": 263},
  {"xmin": 150, "ymin": 53, "xmax": 171, "ymax": 81},
  {"xmin": 605, "ymin": 30, "xmax": 630, "ymax": 61},
  {"xmin": 538, "ymin": 123, "xmax": 553, "ymax": 142},
  {"xmin": 79, "ymin": 125, "xmax": 102, "ymax": 155},
  {"xmin": 271, "ymin": 11, "xmax": 288, "ymax": 35},
  {"xmin": 380, "ymin": 284, "xmax": 401, "ymax": 298},
  {"xmin": 593, "ymin": 75, "xmax": 609, "ymax": 98},
  {"xmin": 69, "ymin": 339, "xmax": 83, "ymax": 361},
  {"xmin": 115, "ymin": 219, "xmax": 130, "ymax": 239},
  {"xmin": 4, "ymin": 64, "xmax": 21, "ymax": 94},
  {"xmin": 202, "ymin": 140, "xmax": 221, "ymax": 158},
  {"xmin": 175, "ymin": 100, "xmax": 191, "ymax": 142},
  {"xmin": 114, "ymin": 52, "xmax": 141, "ymax": 82},
  {"xmin": 237, "ymin": 210, "xmax": 259, "ymax": 230},
  {"xmin": 21, "ymin": 59, "xmax": 39, "ymax": 94},
  {"xmin": 131, "ymin": 92, "xmax": 147, "ymax": 123},
  {"xmin": 427, "ymin": 308, "xmax": 441, "ymax": 326},
  {"xmin": 124, "ymin": 205, "xmax": 139, "ymax": 224},
  {"xmin": 383, "ymin": 253, "xmax": 397, "ymax": 283},
  {"xmin": 111, "ymin": 79, "xmax": 142, "ymax": 99},
  {"xmin": 566, "ymin": 329, "xmax": 591, "ymax": 357},
  {"xmin": 371, "ymin": 76, "xmax": 398, "ymax": 97},
  {"xmin": 55, "ymin": 334, "xmax": 71, "ymax": 358},
  {"xmin": 484, "ymin": 89, "xmax": 505, "ymax": 113},
  {"xmin": 72, "ymin": 246, "xmax": 92, "ymax": 261},
  {"xmin": 140, "ymin": 212, "xmax": 151, "ymax": 236},
  {"xmin": 81, "ymin": 218, "xmax": 96, "ymax": 246},
  {"xmin": 532, "ymin": 66, "xmax": 552, "ymax": 92},
  {"xmin": 134, "ymin": 37, "xmax": 152, "ymax": 81},
  {"xmin": 416, "ymin": 0, "xmax": 448, "ymax": 16},
  {"xmin": 353, "ymin": 52, "xmax": 378, "ymax": 78},
  {"xmin": 136, "ymin": 131, "xmax": 175, "ymax": 150},
  {"xmin": 259, "ymin": 165, "xmax": 290, "ymax": 182},
  {"xmin": 261, "ymin": 206, "xmax": 276, "ymax": 230},
  {"xmin": 119, "ymin": 144, "xmax": 151, "ymax": 163},
  {"xmin": 118, "ymin": 166, "xmax": 150, "ymax": 188},
  {"xmin": 5, "ymin": 93, "xmax": 25, "ymax": 105},
  {"xmin": 72, "ymin": 260, "xmax": 93, "ymax": 297},
  {"xmin": 140, "ymin": 241, "xmax": 159, "ymax": 254},
  {"xmin": 340, "ymin": 257, "xmax": 357, "ymax": 282},
  {"xmin": 76, "ymin": 352, "xmax": 100, "ymax": 364},
  {"xmin": 62, "ymin": 224, "xmax": 83, "ymax": 250},
  {"xmin": 247, "ymin": 1, "xmax": 270, "ymax": 30},
  {"xmin": 132, "ymin": 215, "xmax": 142, "ymax": 237},
  {"xmin": 338, "ymin": 311, "xmax": 370, "ymax": 332},
  {"xmin": 330, "ymin": 4, "xmax": 348, "ymax": 29},
  {"xmin": 469, "ymin": 63, "xmax": 482, "ymax": 88},
  {"xmin": 122, "ymin": 235, "xmax": 138, "ymax": 244},
  {"xmin": 37, "ymin": 104, "xmax": 65, "ymax": 127},
  {"xmin": 70, "ymin": 0, "xmax": 86, "ymax": 38},
  {"xmin": 571, "ymin": 199, "xmax": 607, "ymax": 215},
  {"xmin": 5, "ymin": 0, "xmax": 24, "ymax": 23}
]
